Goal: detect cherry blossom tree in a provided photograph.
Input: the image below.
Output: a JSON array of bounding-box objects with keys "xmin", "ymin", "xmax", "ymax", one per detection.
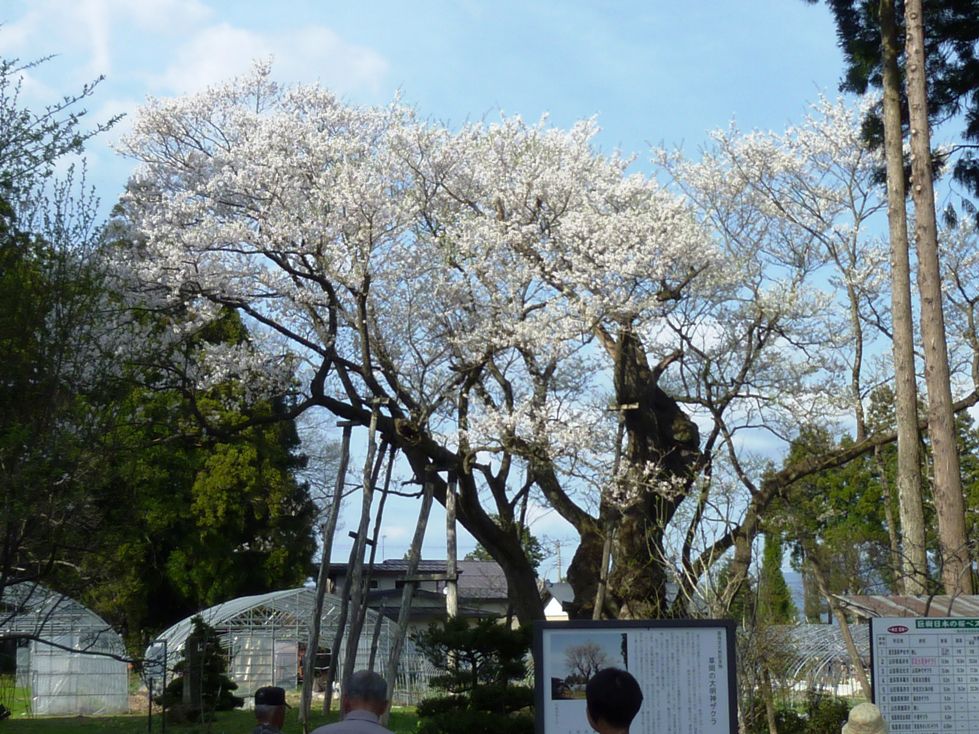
[
  {"xmin": 651, "ymin": 100, "xmax": 892, "ymax": 602},
  {"xmin": 118, "ymin": 64, "xmax": 717, "ymax": 621},
  {"xmin": 120, "ymin": 66, "xmax": 949, "ymax": 621}
]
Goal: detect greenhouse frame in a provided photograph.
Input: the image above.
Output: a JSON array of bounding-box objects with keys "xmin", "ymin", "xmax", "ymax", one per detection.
[
  {"xmin": 147, "ymin": 587, "xmax": 436, "ymax": 705},
  {"xmin": 0, "ymin": 582, "xmax": 129, "ymax": 715}
]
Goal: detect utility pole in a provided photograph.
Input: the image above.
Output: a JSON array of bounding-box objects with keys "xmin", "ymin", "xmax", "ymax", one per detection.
[{"xmin": 555, "ymin": 541, "xmax": 562, "ymax": 583}]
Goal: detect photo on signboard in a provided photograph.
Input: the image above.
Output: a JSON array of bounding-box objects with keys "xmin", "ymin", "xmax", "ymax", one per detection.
[{"xmin": 547, "ymin": 630, "xmax": 628, "ymax": 701}]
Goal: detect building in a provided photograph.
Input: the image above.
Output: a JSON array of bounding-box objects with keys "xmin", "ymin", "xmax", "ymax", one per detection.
[{"xmin": 326, "ymin": 559, "xmax": 514, "ymax": 635}]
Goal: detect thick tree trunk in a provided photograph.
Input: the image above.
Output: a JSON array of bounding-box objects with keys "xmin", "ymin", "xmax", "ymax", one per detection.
[
  {"xmin": 880, "ymin": 0, "xmax": 929, "ymax": 596},
  {"xmin": 904, "ymin": 0, "xmax": 974, "ymax": 595},
  {"xmin": 568, "ymin": 327, "xmax": 700, "ymax": 618}
]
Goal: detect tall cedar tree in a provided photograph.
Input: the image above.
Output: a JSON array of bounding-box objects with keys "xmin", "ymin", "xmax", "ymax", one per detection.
[
  {"xmin": 76, "ymin": 309, "xmax": 317, "ymax": 650},
  {"xmin": 808, "ymin": 0, "xmax": 979, "ymax": 218},
  {"xmin": 0, "ymin": 55, "xmax": 120, "ymax": 605},
  {"xmin": 809, "ymin": 0, "xmax": 978, "ymax": 594}
]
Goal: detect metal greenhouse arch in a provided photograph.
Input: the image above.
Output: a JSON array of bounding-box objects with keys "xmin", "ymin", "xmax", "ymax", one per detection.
[
  {"xmin": 147, "ymin": 587, "xmax": 435, "ymax": 705},
  {"xmin": 0, "ymin": 582, "xmax": 129, "ymax": 715}
]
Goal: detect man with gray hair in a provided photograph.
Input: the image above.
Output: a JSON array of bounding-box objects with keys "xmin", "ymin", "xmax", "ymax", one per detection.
[{"xmin": 311, "ymin": 670, "xmax": 394, "ymax": 734}]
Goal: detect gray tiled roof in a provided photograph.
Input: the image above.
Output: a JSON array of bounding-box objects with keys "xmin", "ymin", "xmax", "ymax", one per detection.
[
  {"xmin": 328, "ymin": 559, "xmax": 512, "ymax": 600},
  {"xmin": 456, "ymin": 560, "xmax": 509, "ymax": 599}
]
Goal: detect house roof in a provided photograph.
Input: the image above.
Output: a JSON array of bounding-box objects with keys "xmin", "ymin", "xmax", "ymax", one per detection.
[
  {"xmin": 456, "ymin": 560, "xmax": 509, "ymax": 599},
  {"xmin": 540, "ymin": 580, "xmax": 574, "ymax": 604},
  {"xmin": 364, "ymin": 589, "xmax": 495, "ymax": 620},
  {"xmin": 835, "ymin": 594, "xmax": 979, "ymax": 618},
  {"xmin": 329, "ymin": 559, "xmax": 512, "ymax": 600}
]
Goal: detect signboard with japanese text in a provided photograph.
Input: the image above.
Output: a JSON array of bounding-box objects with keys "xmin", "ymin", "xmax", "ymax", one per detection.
[
  {"xmin": 534, "ymin": 620, "xmax": 737, "ymax": 734},
  {"xmin": 871, "ymin": 616, "xmax": 979, "ymax": 733}
]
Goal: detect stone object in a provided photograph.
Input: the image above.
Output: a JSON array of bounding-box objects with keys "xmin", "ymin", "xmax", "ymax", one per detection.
[{"xmin": 842, "ymin": 702, "xmax": 887, "ymax": 734}]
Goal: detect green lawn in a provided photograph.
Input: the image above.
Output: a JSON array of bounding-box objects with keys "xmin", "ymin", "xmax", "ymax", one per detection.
[
  {"xmin": 0, "ymin": 676, "xmax": 30, "ymax": 718},
  {"xmin": 0, "ymin": 706, "xmax": 418, "ymax": 734}
]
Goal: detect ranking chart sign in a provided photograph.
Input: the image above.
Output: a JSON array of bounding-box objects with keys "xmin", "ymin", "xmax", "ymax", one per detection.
[
  {"xmin": 534, "ymin": 620, "xmax": 737, "ymax": 734},
  {"xmin": 871, "ymin": 617, "xmax": 979, "ymax": 733}
]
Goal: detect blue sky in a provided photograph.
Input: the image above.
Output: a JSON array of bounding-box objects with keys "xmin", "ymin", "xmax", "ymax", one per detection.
[
  {"xmin": 1, "ymin": 0, "xmax": 848, "ymax": 577},
  {"xmin": 1, "ymin": 1, "xmax": 845, "ymax": 213}
]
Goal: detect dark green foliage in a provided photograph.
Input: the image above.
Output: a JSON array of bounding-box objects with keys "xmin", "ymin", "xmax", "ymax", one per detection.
[
  {"xmin": 0, "ymin": 57, "xmax": 114, "ymax": 597},
  {"xmin": 0, "ymin": 53, "xmax": 317, "ymax": 648},
  {"xmin": 78, "ymin": 370, "xmax": 317, "ymax": 651},
  {"xmin": 743, "ymin": 698, "xmax": 807, "ymax": 734},
  {"xmin": 0, "ymin": 164, "xmax": 114, "ymax": 601},
  {"xmin": 803, "ymin": 694, "xmax": 851, "ymax": 734},
  {"xmin": 470, "ymin": 684, "xmax": 535, "ymax": 714},
  {"xmin": 415, "ymin": 617, "xmax": 531, "ymax": 698},
  {"xmin": 414, "ymin": 618, "xmax": 533, "ymax": 734},
  {"xmin": 416, "ymin": 708, "xmax": 534, "ymax": 734},
  {"xmin": 807, "ymin": 0, "xmax": 979, "ymax": 219},
  {"xmin": 757, "ymin": 533, "xmax": 799, "ymax": 624},
  {"xmin": 415, "ymin": 695, "xmax": 467, "ymax": 718},
  {"xmin": 155, "ymin": 617, "xmax": 244, "ymax": 720},
  {"xmin": 743, "ymin": 693, "xmax": 850, "ymax": 734},
  {"xmin": 769, "ymin": 423, "xmax": 895, "ymax": 617}
]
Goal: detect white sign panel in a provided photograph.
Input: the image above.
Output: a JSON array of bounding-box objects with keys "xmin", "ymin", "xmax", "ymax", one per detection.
[
  {"xmin": 534, "ymin": 620, "xmax": 737, "ymax": 734},
  {"xmin": 871, "ymin": 617, "xmax": 979, "ymax": 733}
]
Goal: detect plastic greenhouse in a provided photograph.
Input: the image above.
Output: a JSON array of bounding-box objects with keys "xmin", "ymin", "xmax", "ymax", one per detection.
[
  {"xmin": 0, "ymin": 582, "xmax": 129, "ymax": 715},
  {"xmin": 147, "ymin": 587, "xmax": 435, "ymax": 705}
]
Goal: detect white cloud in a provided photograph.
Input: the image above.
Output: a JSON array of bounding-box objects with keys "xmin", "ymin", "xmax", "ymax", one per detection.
[
  {"xmin": 1, "ymin": 0, "xmax": 214, "ymax": 78},
  {"xmin": 119, "ymin": 0, "xmax": 213, "ymax": 31},
  {"xmin": 152, "ymin": 22, "xmax": 388, "ymax": 96},
  {"xmin": 150, "ymin": 22, "xmax": 265, "ymax": 94}
]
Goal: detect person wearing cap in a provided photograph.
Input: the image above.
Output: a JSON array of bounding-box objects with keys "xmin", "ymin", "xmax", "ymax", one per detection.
[
  {"xmin": 253, "ymin": 686, "xmax": 289, "ymax": 734},
  {"xmin": 311, "ymin": 670, "xmax": 394, "ymax": 734}
]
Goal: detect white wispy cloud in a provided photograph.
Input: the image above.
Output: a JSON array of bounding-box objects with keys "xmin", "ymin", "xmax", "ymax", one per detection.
[
  {"xmin": 2, "ymin": 1, "xmax": 387, "ymax": 98},
  {"xmin": 150, "ymin": 22, "xmax": 388, "ymax": 96}
]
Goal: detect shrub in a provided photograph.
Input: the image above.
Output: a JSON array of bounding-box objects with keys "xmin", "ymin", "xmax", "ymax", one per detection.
[
  {"xmin": 803, "ymin": 693, "xmax": 850, "ymax": 734},
  {"xmin": 414, "ymin": 617, "xmax": 532, "ymax": 734},
  {"xmin": 417, "ymin": 709, "xmax": 534, "ymax": 734},
  {"xmin": 154, "ymin": 616, "xmax": 244, "ymax": 720},
  {"xmin": 416, "ymin": 695, "xmax": 467, "ymax": 717},
  {"xmin": 743, "ymin": 692, "xmax": 850, "ymax": 734}
]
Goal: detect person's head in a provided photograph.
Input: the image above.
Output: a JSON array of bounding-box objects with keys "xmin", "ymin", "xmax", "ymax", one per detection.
[
  {"xmin": 585, "ymin": 668, "xmax": 643, "ymax": 734},
  {"xmin": 341, "ymin": 670, "xmax": 389, "ymax": 717},
  {"xmin": 254, "ymin": 686, "xmax": 288, "ymax": 729}
]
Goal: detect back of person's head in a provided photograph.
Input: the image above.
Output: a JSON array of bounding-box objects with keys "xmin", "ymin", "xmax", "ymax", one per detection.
[
  {"xmin": 586, "ymin": 668, "xmax": 643, "ymax": 731},
  {"xmin": 254, "ymin": 686, "xmax": 288, "ymax": 727},
  {"xmin": 254, "ymin": 703, "xmax": 277, "ymax": 721},
  {"xmin": 343, "ymin": 670, "xmax": 389, "ymax": 713}
]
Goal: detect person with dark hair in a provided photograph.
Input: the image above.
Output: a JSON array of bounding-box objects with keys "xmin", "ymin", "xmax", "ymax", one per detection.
[
  {"xmin": 252, "ymin": 686, "xmax": 289, "ymax": 734},
  {"xmin": 311, "ymin": 670, "xmax": 394, "ymax": 734},
  {"xmin": 585, "ymin": 667, "xmax": 644, "ymax": 734}
]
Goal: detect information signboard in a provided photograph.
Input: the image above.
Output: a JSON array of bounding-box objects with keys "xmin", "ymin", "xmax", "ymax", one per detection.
[
  {"xmin": 534, "ymin": 620, "xmax": 737, "ymax": 734},
  {"xmin": 870, "ymin": 616, "xmax": 979, "ymax": 733}
]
